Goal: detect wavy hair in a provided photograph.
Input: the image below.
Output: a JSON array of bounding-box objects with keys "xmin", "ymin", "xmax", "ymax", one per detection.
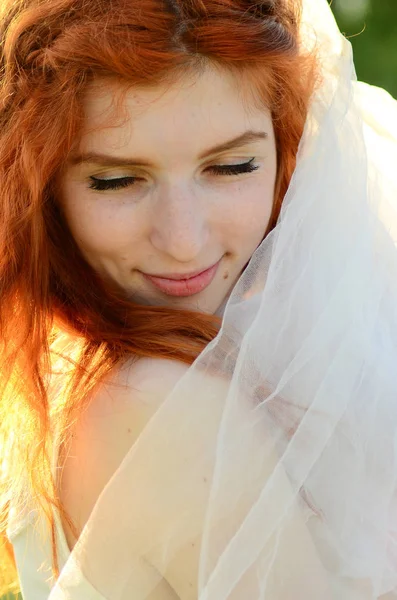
[{"xmin": 0, "ymin": 0, "xmax": 317, "ymax": 593}]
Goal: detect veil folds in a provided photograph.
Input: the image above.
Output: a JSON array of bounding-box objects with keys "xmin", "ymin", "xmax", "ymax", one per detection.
[{"xmin": 49, "ymin": 0, "xmax": 397, "ymax": 598}]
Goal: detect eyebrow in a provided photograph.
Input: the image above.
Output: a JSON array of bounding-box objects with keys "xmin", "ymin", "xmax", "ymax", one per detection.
[{"xmin": 68, "ymin": 130, "xmax": 268, "ymax": 167}]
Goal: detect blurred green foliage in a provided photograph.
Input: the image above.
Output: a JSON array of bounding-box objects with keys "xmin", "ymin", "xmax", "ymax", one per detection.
[{"xmin": 331, "ymin": 0, "xmax": 397, "ymax": 98}]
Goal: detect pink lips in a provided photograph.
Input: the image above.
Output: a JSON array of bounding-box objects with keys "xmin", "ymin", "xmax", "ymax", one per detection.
[{"xmin": 142, "ymin": 260, "xmax": 221, "ymax": 297}]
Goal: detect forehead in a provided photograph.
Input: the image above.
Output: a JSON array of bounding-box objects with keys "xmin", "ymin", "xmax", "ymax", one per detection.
[{"xmin": 77, "ymin": 66, "xmax": 272, "ymax": 161}]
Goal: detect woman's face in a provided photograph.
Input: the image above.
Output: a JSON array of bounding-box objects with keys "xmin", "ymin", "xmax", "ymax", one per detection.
[{"xmin": 59, "ymin": 65, "xmax": 277, "ymax": 314}]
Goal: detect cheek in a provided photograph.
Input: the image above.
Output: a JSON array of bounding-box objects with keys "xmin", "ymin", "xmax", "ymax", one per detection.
[
  {"xmin": 62, "ymin": 197, "xmax": 144, "ymax": 256},
  {"xmin": 215, "ymin": 178, "xmax": 275, "ymax": 244}
]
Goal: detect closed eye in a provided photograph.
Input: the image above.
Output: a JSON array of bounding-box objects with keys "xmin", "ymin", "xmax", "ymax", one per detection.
[
  {"xmin": 88, "ymin": 157, "xmax": 260, "ymax": 191},
  {"xmin": 88, "ymin": 176, "xmax": 136, "ymax": 191},
  {"xmin": 206, "ymin": 157, "xmax": 259, "ymax": 176}
]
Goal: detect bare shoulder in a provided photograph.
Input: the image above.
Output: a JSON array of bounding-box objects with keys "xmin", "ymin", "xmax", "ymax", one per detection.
[
  {"xmin": 57, "ymin": 357, "xmax": 190, "ymax": 552},
  {"xmin": 118, "ymin": 356, "xmax": 191, "ymax": 396}
]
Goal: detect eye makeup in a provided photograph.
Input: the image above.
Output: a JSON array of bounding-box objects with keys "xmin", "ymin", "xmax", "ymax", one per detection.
[{"xmin": 88, "ymin": 157, "xmax": 260, "ymax": 191}]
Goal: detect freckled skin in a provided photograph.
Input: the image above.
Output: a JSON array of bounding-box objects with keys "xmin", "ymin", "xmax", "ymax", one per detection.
[{"xmin": 59, "ymin": 65, "xmax": 277, "ymax": 314}]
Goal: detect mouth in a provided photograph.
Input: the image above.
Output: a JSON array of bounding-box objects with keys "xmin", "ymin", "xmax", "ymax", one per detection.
[{"xmin": 141, "ymin": 259, "xmax": 222, "ymax": 297}]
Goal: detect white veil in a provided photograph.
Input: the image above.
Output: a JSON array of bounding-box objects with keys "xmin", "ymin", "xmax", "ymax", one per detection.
[{"xmin": 49, "ymin": 0, "xmax": 397, "ymax": 597}]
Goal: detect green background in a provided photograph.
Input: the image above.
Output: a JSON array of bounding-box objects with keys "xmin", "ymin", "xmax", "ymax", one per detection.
[
  {"xmin": 331, "ymin": 0, "xmax": 397, "ymax": 98},
  {"xmin": 1, "ymin": 2, "xmax": 396, "ymax": 600}
]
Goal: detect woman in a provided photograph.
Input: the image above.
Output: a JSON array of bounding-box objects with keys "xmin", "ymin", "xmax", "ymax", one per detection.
[{"xmin": 1, "ymin": 0, "xmax": 397, "ymax": 597}]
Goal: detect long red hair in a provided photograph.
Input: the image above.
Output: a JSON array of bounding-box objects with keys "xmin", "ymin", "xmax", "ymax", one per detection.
[{"xmin": 0, "ymin": 0, "xmax": 317, "ymax": 593}]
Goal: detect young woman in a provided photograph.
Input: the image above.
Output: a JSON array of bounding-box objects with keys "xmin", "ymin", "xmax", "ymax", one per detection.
[{"xmin": 1, "ymin": 0, "xmax": 397, "ymax": 598}]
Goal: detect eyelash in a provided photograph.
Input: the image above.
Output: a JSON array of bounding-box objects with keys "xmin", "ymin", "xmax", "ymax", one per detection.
[{"xmin": 88, "ymin": 157, "xmax": 260, "ymax": 191}]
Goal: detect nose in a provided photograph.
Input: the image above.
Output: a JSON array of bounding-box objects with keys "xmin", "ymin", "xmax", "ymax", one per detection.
[{"xmin": 149, "ymin": 184, "xmax": 209, "ymax": 262}]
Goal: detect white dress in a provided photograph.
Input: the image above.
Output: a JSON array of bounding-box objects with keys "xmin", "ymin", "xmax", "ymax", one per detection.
[{"xmin": 6, "ymin": 435, "xmax": 106, "ymax": 600}]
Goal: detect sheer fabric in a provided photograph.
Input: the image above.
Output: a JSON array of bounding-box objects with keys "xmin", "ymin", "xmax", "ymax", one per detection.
[{"xmin": 49, "ymin": 0, "xmax": 397, "ymax": 597}]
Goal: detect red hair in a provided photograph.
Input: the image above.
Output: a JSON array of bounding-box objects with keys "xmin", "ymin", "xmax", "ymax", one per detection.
[{"xmin": 0, "ymin": 0, "xmax": 317, "ymax": 592}]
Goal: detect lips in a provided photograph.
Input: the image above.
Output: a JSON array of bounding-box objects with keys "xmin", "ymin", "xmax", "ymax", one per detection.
[{"xmin": 142, "ymin": 259, "xmax": 221, "ymax": 297}]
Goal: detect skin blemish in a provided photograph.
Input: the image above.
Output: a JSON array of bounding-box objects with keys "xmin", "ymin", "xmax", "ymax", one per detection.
[{"xmin": 223, "ymin": 271, "xmax": 229, "ymax": 280}]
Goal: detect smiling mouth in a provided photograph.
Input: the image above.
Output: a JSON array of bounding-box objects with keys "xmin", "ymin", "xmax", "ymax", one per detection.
[{"xmin": 141, "ymin": 259, "xmax": 222, "ymax": 297}]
